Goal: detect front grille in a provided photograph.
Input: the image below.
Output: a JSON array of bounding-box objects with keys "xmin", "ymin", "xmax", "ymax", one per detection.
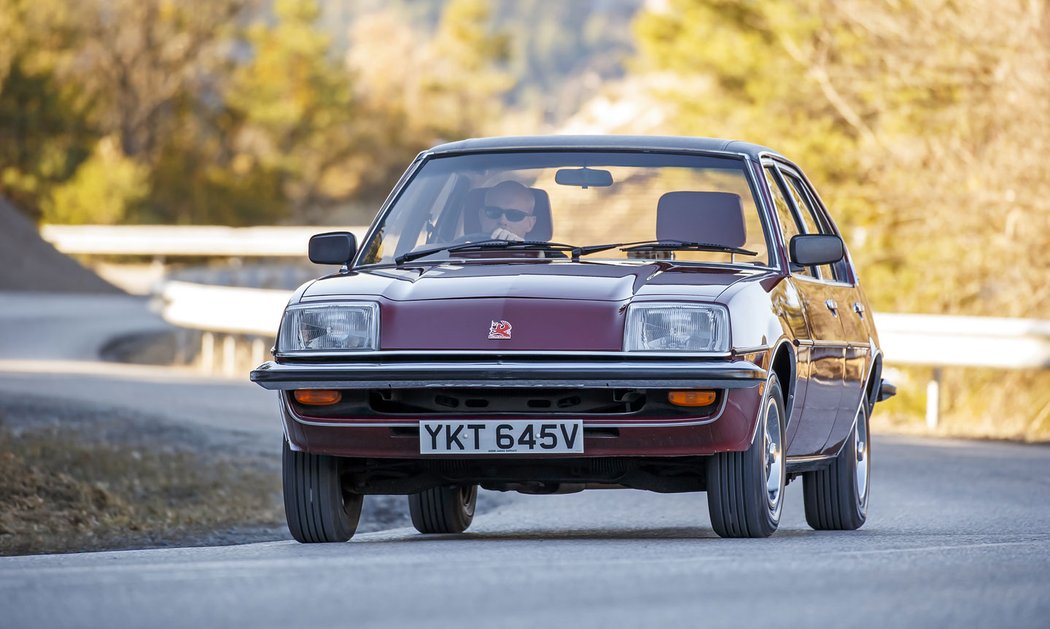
[
  {"xmin": 371, "ymin": 388, "xmax": 644, "ymax": 415},
  {"xmin": 290, "ymin": 387, "xmax": 721, "ymax": 420}
]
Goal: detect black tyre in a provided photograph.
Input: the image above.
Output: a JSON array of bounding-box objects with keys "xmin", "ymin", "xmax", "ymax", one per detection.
[
  {"xmin": 803, "ymin": 402, "xmax": 870, "ymax": 530},
  {"xmin": 408, "ymin": 485, "xmax": 478, "ymax": 534},
  {"xmin": 282, "ymin": 440, "xmax": 363, "ymax": 543},
  {"xmin": 707, "ymin": 373, "xmax": 786, "ymax": 538}
]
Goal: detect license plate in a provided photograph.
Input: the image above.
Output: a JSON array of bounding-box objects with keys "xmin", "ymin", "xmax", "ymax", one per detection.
[{"xmin": 419, "ymin": 420, "xmax": 584, "ymax": 455}]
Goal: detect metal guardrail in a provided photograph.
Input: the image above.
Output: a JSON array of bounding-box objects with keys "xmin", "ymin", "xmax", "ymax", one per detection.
[
  {"xmin": 160, "ymin": 281, "xmax": 290, "ymax": 336},
  {"xmin": 875, "ymin": 313, "xmax": 1050, "ymax": 429},
  {"xmin": 876, "ymin": 313, "xmax": 1050, "ymax": 369},
  {"xmin": 42, "ymin": 225, "xmax": 368, "ymax": 257}
]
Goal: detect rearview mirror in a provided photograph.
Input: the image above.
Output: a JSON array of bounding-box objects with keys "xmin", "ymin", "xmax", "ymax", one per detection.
[
  {"xmin": 555, "ymin": 167, "xmax": 613, "ymax": 188},
  {"xmin": 789, "ymin": 234, "xmax": 844, "ymax": 266},
  {"xmin": 309, "ymin": 231, "xmax": 357, "ymax": 266}
]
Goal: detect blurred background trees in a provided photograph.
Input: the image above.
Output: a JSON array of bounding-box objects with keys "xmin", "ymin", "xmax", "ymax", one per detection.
[{"xmin": 0, "ymin": 0, "xmax": 639, "ymax": 225}]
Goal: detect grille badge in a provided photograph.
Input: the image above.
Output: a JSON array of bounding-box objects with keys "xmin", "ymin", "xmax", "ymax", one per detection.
[{"xmin": 488, "ymin": 320, "xmax": 512, "ymax": 340}]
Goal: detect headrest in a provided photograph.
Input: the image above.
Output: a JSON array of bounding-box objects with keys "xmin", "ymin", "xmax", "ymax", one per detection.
[
  {"xmin": 656, "ymin": 191, "xmax": 746, "ymax": 247},
  {"xmin": 528, "ymin": 188, "xmax": 552, "ymax": 241},
  {"xmin": 463, "ymin": 186, "xmax": 552, "ymax": 241}
]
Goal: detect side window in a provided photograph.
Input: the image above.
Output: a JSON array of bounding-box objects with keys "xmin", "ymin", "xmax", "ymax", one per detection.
[
  {"xmin": 781, "ymin": 171, "xmax": 839, "ymax": 282},
  {"xmin": 794, "ymin": 177, "xmax": 853, "ymax": 284},
  {"xmin": 762, "ymin": 166, "xmax": 813, "ymax": 277}
]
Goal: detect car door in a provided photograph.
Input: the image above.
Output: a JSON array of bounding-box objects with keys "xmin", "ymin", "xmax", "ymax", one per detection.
[
  {"xmin": 762, "ymin": 164, "xmax": 840, "ymax": 457},
  {"xmin": 780, "ymin": 168, "xmax": 871, "ymax": 455}
]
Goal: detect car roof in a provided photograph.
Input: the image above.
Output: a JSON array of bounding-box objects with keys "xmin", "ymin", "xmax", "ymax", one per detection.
[{"xmin": 426, "ymin": 135, "xmax": 783, "ymax": 160}]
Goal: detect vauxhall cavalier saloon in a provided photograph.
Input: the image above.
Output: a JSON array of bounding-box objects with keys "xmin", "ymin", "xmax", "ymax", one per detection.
[{"xmin": 251, "ymin": 136, "xmax": 894, "ymax": 541}]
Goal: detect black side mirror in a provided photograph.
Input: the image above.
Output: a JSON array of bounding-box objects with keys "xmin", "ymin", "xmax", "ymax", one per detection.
[
  {"xmin": 309, "ymin": 231, "xmax": 357, "ymax": 267},
  {"xmin": 789, "ymin": 234, "xmax": 844, "ymax": 266}
]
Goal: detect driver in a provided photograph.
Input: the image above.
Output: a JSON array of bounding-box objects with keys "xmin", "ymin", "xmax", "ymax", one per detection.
[{"xmin": 479, "ymin": 181, "xmax": 536, "ymax": 242}]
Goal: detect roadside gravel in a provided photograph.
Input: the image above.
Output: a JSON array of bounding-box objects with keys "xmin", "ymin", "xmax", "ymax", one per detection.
[{"xmin": 0, "ymin": 388, "xmax": 423, "ymax": 555}]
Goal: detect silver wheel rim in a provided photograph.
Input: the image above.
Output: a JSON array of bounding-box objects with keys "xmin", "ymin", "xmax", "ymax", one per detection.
[
  {"xmin": 764, "ymin": 397, "xmax": 784, "ymax": 517},
  {"xmin": 461, "ymin": 485, "xmax": 477, "ymax": 518},
  {"xmin": 855, "ymin": 408, "xmax": 869, "ymax": 507}
]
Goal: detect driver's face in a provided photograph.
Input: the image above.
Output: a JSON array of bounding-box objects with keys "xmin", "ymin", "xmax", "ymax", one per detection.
[{"xmin": 480, "ymin": 190, "xmax": 536, "ymax": 238}]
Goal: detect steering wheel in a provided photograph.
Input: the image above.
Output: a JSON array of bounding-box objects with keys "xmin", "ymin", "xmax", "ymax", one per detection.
[{"xmin": 451, "ymin": 232, "xmax": 496, "ymax": 245}]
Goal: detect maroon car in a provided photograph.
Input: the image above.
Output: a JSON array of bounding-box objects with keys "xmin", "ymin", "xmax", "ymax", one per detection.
[{"xmin": 251, "ymin": 136, "xmax": 894, "ymax": 541}]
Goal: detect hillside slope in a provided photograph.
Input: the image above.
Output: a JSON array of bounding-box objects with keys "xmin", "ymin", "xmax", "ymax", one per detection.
[{"xmin": 0, "ymin": 198, "xmax": 121, "ymax": 293}]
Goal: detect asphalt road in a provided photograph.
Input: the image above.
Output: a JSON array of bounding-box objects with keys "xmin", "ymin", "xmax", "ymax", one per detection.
[
  {"xmin": 0, "ymin": 292, "xmax": 278, "ymax": 439},
  {"xmin": 1, "ymin": 293, "xmax": 1048, "ymax": 628}
]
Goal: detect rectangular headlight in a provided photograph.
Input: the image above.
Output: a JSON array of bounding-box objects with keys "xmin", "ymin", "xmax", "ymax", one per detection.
[
  {"xmin": 277, "ymin": 302, "xmax": 379, "ymax": 353},
  {"xmin": 624, "ymin": 303, "xmax": 729, "ymax": 352}
]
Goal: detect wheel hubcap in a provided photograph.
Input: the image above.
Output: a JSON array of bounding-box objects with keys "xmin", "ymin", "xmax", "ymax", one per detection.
[
  {"xmin": 461, "ymin": 485, "xmax": 477, "ymax": 517},
  {"xmin": 855, "ymin": 408, "xmax": 869, "ymax": 504},
  {"xmin": 764, "ymin": 400, "xmax": 784, "ymax": 514}
]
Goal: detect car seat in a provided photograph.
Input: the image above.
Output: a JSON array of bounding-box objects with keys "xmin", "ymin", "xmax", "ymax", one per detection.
[{"xmin": 656, "ymin": 191, "xmax": 746, "ymax": 247}]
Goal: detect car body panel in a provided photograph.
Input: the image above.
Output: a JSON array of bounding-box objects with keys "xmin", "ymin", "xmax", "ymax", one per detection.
[{"xmin": 252, "ymin": 135, "xmax": 885, "ymax": 489}]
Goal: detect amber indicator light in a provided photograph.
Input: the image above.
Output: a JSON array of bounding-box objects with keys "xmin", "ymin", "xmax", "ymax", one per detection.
[
  {"xmin": 293, "ymin": 390, "xmax": 342, "ymax": 406},
  {"xmin": 667, "ymin": 390, "xmax": 717, "ymax": 407}
]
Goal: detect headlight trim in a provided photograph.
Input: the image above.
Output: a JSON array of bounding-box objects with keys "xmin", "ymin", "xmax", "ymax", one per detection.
[
  {"xmin": 277, "ymin": 301, "xmax": 380, "ymax": 353},
  {"xmin": 623, "ymin": 302, "xmax": 731, "ymax": 353}
]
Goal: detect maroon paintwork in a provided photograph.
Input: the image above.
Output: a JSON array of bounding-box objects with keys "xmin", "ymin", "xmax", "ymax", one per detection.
[
  {"xmin": 301, "ymin": 264, "xmax": 745, "ymax": 352},
  {"xmin": 251, "ymin": 136, "xmax": 886, "ymax": 487}
]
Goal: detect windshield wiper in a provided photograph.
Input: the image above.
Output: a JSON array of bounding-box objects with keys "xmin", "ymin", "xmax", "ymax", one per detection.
[
  {"xmin": 395, "ymin": 240, "xmax": 576, "ymax": 264},
  {"xmin": 569, "ymin": 239, "xmax": 756, "ymax": 261},
  {"xmin": 620, "ymin": 239, "xmax": 757, "ymax": 257}
]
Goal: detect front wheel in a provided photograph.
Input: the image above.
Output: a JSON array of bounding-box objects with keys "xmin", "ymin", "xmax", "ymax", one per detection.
[
  {"xmin": 803, "ymin": 402, "xmax": 870, "ymax": 530},
  {"xmin": 282, "ymin": 440, "xmax": 363, "ymax": 543},
  {"xmin": 409, "ymin": 485, "xmax": 478, "ymax": 534},
  {"xmin": 706, "ymin": 373, "xmax": 786, "ymax": 538}
]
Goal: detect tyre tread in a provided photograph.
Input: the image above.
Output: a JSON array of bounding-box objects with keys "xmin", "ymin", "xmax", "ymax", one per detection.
[
  {"xmin": 803, "ymin": 405, "xmax": 868, "ymax": 531},
  {"xmin": 282, "ymin": 440, "xmax": 361, "ymax": 543},
  {"xmin": 409, "ymin": 486, "xmax": 476, "ymax": 534},
  {"xmin": 707, "ymin": 376, "xmax": 785, "ymax": 538}
]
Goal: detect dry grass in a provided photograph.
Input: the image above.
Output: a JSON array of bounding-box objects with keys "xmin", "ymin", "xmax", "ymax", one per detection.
[{"xmin": 0, "ymin": 424, "xmax": 282, "ymax": 556}]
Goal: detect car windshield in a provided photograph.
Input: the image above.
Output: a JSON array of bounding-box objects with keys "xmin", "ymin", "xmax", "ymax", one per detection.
[{"xmin": 358, "ymin": 151, "xmax": 773, "ymax": 267}]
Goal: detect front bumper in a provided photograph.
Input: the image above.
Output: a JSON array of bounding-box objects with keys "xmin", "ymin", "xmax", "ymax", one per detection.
[
  {"xmin": 251, "ymin": 355, "xmax": 768, "ymax": 458},
  {"xmin": 250, "ymin": 356, "xmax": 767, "ymax": 390}
]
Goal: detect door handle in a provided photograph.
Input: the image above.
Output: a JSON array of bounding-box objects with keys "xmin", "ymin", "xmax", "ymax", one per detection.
[
  {"xmin": 825, "ymin": 298, "xmax": 838, "ymax": 315},
  {"xmin": 852, "ymin": 302, "xmax": 865, "ymax": 318}
]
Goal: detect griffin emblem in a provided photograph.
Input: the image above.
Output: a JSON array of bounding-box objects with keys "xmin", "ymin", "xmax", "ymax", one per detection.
[{"xmin": 488, "ymin": 320, "xmax": 512, "ymax": 340}]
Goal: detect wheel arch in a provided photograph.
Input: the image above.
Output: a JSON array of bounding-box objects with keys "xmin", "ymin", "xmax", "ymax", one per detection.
[
  {"xmin": 865, "ymin": 352, "xmax": 884, "ymax": 414},
  {"xmin": 769, "ymin": 339, "xmax": 797, "ymax": 423}
]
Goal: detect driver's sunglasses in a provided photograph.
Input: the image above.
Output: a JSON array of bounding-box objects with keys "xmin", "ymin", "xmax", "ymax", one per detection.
[{"xmin": 482, "ymin": 206, "xmax": 532, "ymax": 222}]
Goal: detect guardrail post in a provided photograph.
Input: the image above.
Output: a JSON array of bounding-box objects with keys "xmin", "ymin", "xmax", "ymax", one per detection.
[
  {"xmin": 222, "ymin": 334, "xmax": 237, "ymax": 377},
  {"xmin": 251, "ymin": 337, "xmax": 266, "ymax": 368},
  {"xmin": 926, "ymin": 367, "xmax": 942, "ymax": 430},
  {"xmin": 201, "ymin": 332, "xmax": 215, "ymax": 374}
]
